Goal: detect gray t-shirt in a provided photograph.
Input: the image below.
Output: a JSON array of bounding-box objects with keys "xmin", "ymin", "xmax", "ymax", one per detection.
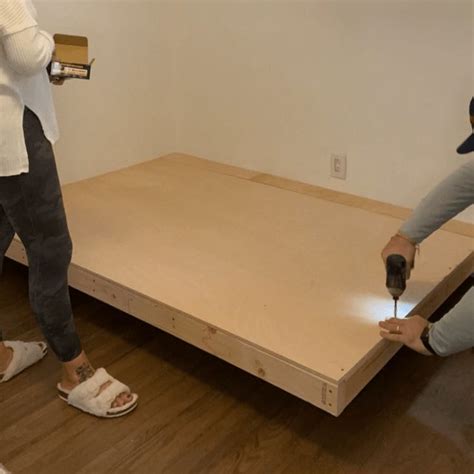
[
  {"xmin": 400, "ymin": 159, "xmax": 473, "ymax": 356},
  {"xmin": 400, "ymin": 160, "xmax": 474, "ymax": 243}
]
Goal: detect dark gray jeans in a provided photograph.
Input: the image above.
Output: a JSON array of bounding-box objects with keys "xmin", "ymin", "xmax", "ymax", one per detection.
[{"xmin": 0, "ymin": 108, "xmax": 82, "ymax": 362}]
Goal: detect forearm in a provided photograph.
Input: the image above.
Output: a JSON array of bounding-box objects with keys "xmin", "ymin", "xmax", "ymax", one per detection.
[
  {"xmin": 3, "ymin": 26, "xmax": 54, "ymax": 76},
  {"xmin": 400, "ymin": 160, "xmax": 474, "ymax": 244},
  {"xmin": 429, "ymin": 287, "xmax": 474, "ymax": 357}
]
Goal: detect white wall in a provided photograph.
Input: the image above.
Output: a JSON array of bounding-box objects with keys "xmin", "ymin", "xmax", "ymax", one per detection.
[
  {"xmin": 36, "ymin": 1, "xmax": 473, "ymax": 222},
  {"xmin": 36, "ymin": 0, "xmax": 177, "ymax": 184},
  {"xmin": 174, "ymin": 0, "xmax": 473, "ymax": 222}
]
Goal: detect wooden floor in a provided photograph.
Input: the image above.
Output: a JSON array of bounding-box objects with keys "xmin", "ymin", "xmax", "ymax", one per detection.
[{"xmin": 0, "ymin": 259, "xmax": 473, "ymax": 474}]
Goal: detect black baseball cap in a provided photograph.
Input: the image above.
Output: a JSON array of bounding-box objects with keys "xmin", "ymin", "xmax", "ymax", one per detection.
[{"xmin": 457, "ymin": 97, "xmax": 474, "ymax": 154}]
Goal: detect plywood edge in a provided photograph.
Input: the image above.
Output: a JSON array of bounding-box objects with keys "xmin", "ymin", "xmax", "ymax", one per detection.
[
  {"xmin": 161, "ymin": 153, "xmax": 262, "ymax": 180},
  {"xmin": 250, "ymin": 174, "xmax": 474, "ymax": 239},
  {"xmin": 5, "ymin": 238, "xmax": 340, "ymax": 416},
  {"xmin": 336, "ymin": 251, "xmax": 474, "ymax": 416}
]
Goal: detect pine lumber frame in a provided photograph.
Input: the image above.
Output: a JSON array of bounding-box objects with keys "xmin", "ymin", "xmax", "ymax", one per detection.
[{"xmin": 6, "ymin": 154, "xmax": 473, "ymax": 416}]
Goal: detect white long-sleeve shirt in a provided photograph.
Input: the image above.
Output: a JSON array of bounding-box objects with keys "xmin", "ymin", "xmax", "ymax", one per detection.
[{"xmin": 0, "ymin": 0, "xmax": 59, "ymax": 176}]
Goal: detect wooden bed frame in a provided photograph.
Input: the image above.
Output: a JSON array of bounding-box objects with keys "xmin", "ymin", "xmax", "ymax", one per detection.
[{"xmin": 6, "ymin": 154, "xmax": 473, "ymax": 416}]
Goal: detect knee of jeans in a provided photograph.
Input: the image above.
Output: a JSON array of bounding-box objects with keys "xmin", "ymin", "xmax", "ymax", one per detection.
[
  {"xmin": 43, "ymin": 233, "xmax": 73, "ymax": 269},
  {"xmin": 57, "ymin": 235, "xmax": 73, "ymax": 267},
  {"xmin": 64, "ymin": 234, "xmax": 73, "ymax": 257}
]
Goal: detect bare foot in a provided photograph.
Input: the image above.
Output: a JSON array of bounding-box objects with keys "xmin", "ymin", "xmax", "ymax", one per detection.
[{"xmin": 61, "ymin": 351, "xmax": 132, "ymax": 408}]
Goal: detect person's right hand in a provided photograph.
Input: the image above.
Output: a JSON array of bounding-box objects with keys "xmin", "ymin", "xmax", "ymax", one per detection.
[{"xmin": 381, "ymin": 233, "xmax": 417, "ymax": 279}]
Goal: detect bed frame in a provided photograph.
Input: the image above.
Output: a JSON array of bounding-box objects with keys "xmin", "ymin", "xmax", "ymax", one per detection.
[{"xmin": 7, "ymin": 154, "xmax": 473, "ymax": 416}]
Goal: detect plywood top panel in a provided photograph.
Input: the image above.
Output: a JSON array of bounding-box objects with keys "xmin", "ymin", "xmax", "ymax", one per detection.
[{"xmin": 63, "ymin": 157, "xmax": 473, "ymax": 383}]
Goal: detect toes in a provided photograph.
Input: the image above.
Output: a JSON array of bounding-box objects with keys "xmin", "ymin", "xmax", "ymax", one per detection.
[
  {"xmin": 122, "ymin": 392, "xmax": 132, "ymax": 404},
  {"xmin": 112, "ymin": 392, "xmax": 132, "ymax": 408}
]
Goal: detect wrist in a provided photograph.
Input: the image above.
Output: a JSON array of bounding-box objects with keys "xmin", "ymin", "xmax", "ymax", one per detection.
[
  {"xmin": 415, "ymin": 342, "xmax": 433, "ymax": 356},
  {"xmin": 419, "ymin": 323, "xmax": 437, "ymax": 356},
  {"xmin": 395, "ymin": 232, "xmax": 418, "ymax": 247}
]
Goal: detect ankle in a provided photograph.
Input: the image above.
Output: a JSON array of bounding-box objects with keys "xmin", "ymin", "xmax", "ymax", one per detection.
[
  {"xmin": 60, "ymin": 351, "xmax": 95, "ymax": 388},
  {"xmin": 61, "ymin": 369, "xmax": 79, "ymax": 385}
]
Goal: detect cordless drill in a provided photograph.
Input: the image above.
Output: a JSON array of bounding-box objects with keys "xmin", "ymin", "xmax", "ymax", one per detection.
[{"xmin": 385, "ymin": 254, "xmax": 408, "ymax": 318}]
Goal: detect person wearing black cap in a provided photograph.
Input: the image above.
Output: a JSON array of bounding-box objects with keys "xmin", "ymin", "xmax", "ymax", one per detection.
[{"xmin": 378, "ymin": 97, "xmax": 474, "ymax": 356}]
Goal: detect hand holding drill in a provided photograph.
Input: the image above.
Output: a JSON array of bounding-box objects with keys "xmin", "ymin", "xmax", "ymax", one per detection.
[
  {"xmin": 379, "ymin": 234, "xmax": 432, "ymax": 355},
  {"xmin": 381, "ymin": 233, "xmax": 417, "ymax": 272}
]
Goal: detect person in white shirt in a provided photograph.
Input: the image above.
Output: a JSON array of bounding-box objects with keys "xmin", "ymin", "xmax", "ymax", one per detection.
[{"xmin": 0, "ymin": 0, "xmax": 138, "ymax": 418}]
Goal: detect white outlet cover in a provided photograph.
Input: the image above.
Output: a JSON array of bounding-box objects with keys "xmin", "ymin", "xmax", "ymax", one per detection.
[{"xmin": 330, "ymin": 154, "xmax": 347, "ymax": 180}]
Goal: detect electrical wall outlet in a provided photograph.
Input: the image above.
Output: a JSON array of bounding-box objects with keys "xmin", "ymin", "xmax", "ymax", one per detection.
[{"xmin": 330, "ymin": 153, "xmax": 347, "ymax": 180}]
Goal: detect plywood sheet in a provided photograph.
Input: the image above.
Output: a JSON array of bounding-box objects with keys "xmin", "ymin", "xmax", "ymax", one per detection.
[{"xmin": 7, "ymin": 155, "xmax": 473, "ymax": 415}]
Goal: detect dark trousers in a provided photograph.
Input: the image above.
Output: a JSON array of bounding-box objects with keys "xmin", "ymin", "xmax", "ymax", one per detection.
[{"xmin": 0, "ymin": 108, "xmax": 82, "ymax": 362}]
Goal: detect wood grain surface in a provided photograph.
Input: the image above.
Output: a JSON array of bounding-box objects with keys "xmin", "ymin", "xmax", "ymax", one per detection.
[{"xmin": 61, "ymin": 157, "xmax": 472, "ymax": 378}]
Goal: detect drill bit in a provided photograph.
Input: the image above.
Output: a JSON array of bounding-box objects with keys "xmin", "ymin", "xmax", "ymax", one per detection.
[{"xmin": 393, "ymin": 297, "xmax": 398, "ymax": 319}]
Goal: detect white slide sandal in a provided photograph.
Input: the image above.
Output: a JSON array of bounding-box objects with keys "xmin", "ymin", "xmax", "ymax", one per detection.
[
  {"xmin": 57, "ymin": 368, "xmax": 138, "ymax": 418},
  {"xmin": 0, "ymin": 341, "xmax": 48, "ymax": 383}
]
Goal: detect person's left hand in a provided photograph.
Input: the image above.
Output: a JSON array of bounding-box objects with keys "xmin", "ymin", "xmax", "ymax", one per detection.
[
  {"xmin": 379, "ymin": 315, "xmax": 432, "ymax": 355},
  {"xmin": 49, "ymin": 76, "xmax": 66, "ymax": 86}
]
